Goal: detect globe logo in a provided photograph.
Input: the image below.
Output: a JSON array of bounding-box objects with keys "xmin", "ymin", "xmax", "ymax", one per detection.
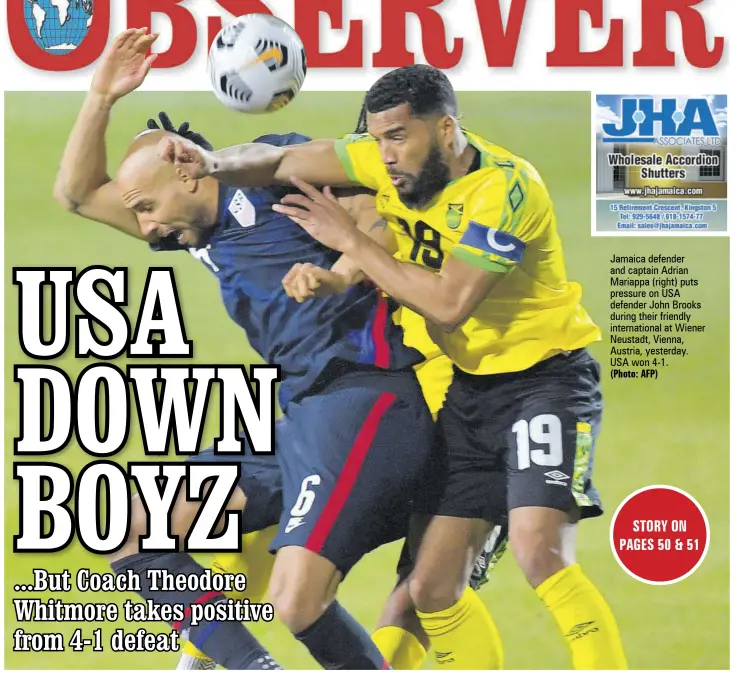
[{"xmin": 23, "ymin": 0, "xmax": 93, "ymax": 56}]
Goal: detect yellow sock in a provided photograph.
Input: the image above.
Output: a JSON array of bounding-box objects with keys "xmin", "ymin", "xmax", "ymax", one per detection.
[
  {"xmin": 185, "ymin": 526, "xmax": 278, "ymax": 659},
  {"xmin": 372, "ymin": 626, "xmax": 427, "ymax": 670},
  {"xmin": 536, "ymin": 563, "xmax": 628, "ymax": 669},
  {"xmin": 416, "ymin": 587, "xmax": 503, "ymax": 669},
  {"xmin": 183, "ymin": 639, "xmax": 205, "ymax": 658}
]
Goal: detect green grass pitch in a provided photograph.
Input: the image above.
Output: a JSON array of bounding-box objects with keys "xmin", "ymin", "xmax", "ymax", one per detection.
[{"xmin": 4, "ymin": 91, "xmax": 729, "ymax": 669}]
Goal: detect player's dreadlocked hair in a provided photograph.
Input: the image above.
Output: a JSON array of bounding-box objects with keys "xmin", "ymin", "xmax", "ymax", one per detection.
[
  {"xmin": 145, "ymin": 111, "xmax": 213, "ymax": 150},
  {"xmin": 364, "ymin": 65, "xmax": 457, "ymax": 120},
  {"xmin": 354, "ymin": 102, "xmax": 368, "ymax": 134}
]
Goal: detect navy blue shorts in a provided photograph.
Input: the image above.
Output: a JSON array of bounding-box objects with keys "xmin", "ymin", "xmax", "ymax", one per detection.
[
  {"xmin": 271, "ymin": 369, "xmax": 435, "ymax": 575},
  {"xmin": 187, "ymin": 437, "xmax": 283, "ymax": 535}
]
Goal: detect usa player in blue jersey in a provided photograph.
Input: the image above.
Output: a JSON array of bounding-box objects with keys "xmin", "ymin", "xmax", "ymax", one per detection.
[{"xmin": 54, "ymin": 29, "xmax": 435, "ymax": 670}]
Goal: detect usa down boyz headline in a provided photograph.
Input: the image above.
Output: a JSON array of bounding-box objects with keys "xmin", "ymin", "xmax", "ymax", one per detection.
[{"xmin": 12, "ymin": 268, "xmax": 278, "ymax": 554}]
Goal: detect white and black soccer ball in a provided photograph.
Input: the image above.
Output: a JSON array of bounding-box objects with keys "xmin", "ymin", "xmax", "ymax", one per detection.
[{"xmin": 208, "ymin": 14, "xmax": 307, "ymax": 114}]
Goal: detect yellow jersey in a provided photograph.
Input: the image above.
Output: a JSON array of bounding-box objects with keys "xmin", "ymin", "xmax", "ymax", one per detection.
[
  {"xmin": 394, "ymin": 305, "xmax": 452, "ymax": 418},
  {"xmin": 334, "ymin": 130, "xmax": 601, "ymax": 375}
]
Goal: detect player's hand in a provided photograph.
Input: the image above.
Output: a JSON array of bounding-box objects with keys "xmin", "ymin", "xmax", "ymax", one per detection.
[
  {"xmin": 91, "ymin": 28, "xmax": 159, "ymax": 104},
  {"xmin": 282, "ymin": 263, "xmax": 350, "ymax": 302},
  {"xmin": 274, "ymin": 178, "xmax": 360, "ymax": 253},
  {"xmin": 157, "ymin": 137, "xmax": 216, "ymax": 179}
]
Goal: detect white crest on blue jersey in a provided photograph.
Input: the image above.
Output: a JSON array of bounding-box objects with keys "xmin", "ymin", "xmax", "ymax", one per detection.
[{"xmin": 228, "ymin": 190, "xmax": 256, "ymax": 228}]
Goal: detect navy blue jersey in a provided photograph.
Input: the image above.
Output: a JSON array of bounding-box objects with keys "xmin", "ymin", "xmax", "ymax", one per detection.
[{"xmin": 152, "ymin": 132, "xmax": 422, "ymax": 408}]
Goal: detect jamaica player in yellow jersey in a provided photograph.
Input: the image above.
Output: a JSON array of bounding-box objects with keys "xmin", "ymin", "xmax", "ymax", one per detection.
[{"xmin": 162, "ymin": 65, "xmax": 627, "ymax": 670}]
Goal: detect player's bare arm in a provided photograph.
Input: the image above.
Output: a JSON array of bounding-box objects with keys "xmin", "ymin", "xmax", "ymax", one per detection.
[
  {"xmin": 162, "ymin": 135, "xmax": 355, "ymax": 188},
  {"xmin": 330, "ymin": 190, "xmax": 397, "ymax": 278},
  {"xmin": 53, "ymin": 28, "xmax": 158, "ymax": 239},
  {"xmin": 282, "ymin": 190, "xmax": 397, "ymax": 302},
  {"xmin": 276, "ymin": 178, "xmax": 500, "ymax": 331}
]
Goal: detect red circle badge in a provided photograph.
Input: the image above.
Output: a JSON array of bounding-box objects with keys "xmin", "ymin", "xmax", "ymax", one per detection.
[{"xmin": 610, "ymin": 486, "xmax": 709, "ymax": 585}]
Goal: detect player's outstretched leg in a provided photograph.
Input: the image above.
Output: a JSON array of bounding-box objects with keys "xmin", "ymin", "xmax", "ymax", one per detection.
[
  {"xmin": 267, "ymin": 370, "xmax": 435, "ymax": 669},
  {"xmin": 372, "ymin": 560, "xmax": 429, "ymax": 670},
  {"xmin": 510, "ymin": 507, "xmax": 628, "ymax": 669},
  {"xmin": 406, "ymin": 515, "xmax": 504, "ymax": 669},
  {"xmin": 506, "ymin": 350, "xmax": 627, "ymax": 669},
  {"xmin": 268, "ymin": 545, "xmax": 388, "ymax": 669},
  {"xmin": 177, "ymin": 527, "xmax": 278, "ymax": 671},
  {"xmin": 372, "ymin": 524, "xmax": 508, "ymax": 670},
  {"xmin": 109, "ymin": 487, "xmax": 281, "ymax": 671}
]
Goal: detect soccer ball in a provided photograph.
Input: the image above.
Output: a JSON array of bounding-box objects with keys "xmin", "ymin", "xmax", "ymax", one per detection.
[{"xmin": 208, "ymin": 14, "xmax": 307, "ymax": 114}]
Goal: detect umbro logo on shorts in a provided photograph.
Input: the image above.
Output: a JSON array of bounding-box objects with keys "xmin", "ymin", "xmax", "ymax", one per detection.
[{"xmin": 544, "ymin": 470, "xmax": 570, "ymax": 486}]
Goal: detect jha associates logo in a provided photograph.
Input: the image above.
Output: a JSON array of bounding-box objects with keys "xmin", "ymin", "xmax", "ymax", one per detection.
[{"xmin": 600, "ymin": 96, "xmax": 725, "ymax": 146}]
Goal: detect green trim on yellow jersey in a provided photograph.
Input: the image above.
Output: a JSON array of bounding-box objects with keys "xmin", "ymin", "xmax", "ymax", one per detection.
[
  {"xmin": 443, "ymin": 133, "xmax": 487, "ymax": 189},
  {"xmin": 483, "ymin": 158, "xmax": 531, "ymax": 236},
  {"xmin": 452, "ymin": 248, "xmax": 513, "ymax": 273},
  {"xmin": 334, "ymin": 138, "xmax": 359, "ymax": 184}
]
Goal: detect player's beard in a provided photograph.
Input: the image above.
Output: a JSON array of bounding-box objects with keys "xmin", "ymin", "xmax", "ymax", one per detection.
[
  {"xmin": 181, "ymin": 204, "xmax": 216, "ymax": 247},
  {"xmin": 396, "ymin": 144, "xmax": 451, "ymax": 209}
]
